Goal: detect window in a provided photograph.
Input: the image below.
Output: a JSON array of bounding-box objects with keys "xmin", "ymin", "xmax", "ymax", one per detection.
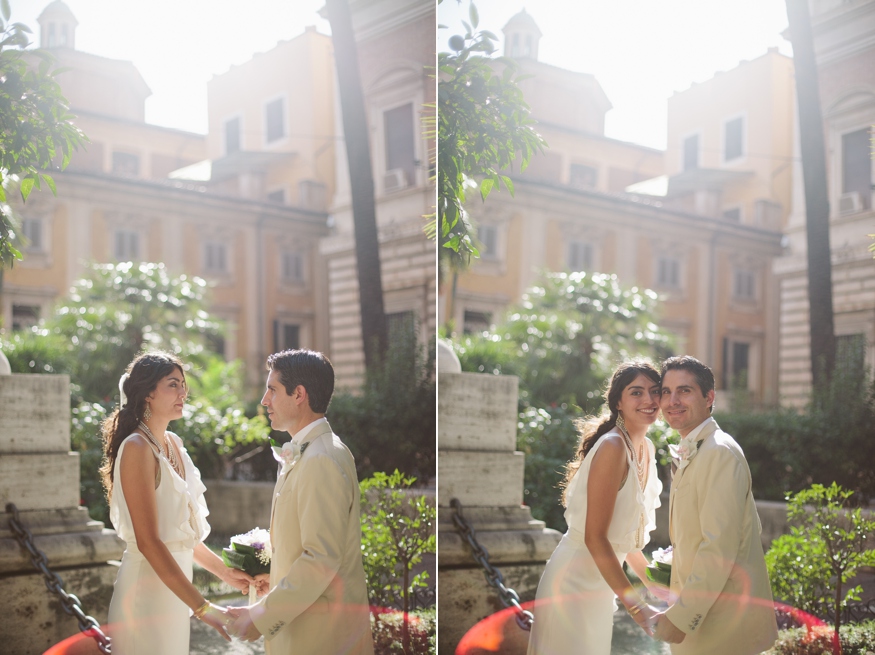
[
  {"xmin": 114, "ymin": 229, "xmax": 140, "ymax": 261},
  {"xmin": 204, "ymin": 242, "xmax": 228, "ymax": 274},
  {"xmin": 21, "ymin": 218, "xmax": 44, "ymax": 252},
  {"xmin": 265, "ymin": 97, "xmax": 285, "ymax": 143},
  {"xmin": 567, "ymin": 240, "xmax": 593, "ymax": 271},
  {"xmin": 841, "ymin": 128, "xmax": 872, "ymax": 210},
  {"xmin": 722, "ymin": 338, "xmax": 750, "ymax": 390},
  {"xmin": 224, "ymin": 117, "xmax": 241, "ymax": 154},
  {"xmin": 722, "ymin": 207, "xmax": 741, "ymax": 222},
  {"xmin": 273, "ymin": 321, "xmax": 300, "ymax": 352},
  {"xmin": 463, "ymin": 310, "xmax": 491, "ymax": 334},
  {"xmin": 656, "ymin": 256, "xmax": 681, "ymax": 289},
  {"xmin": 60, "ymin": 24, "xmax": 69, "ymax": 47},
  {"xmin": 266, "ymin": 189, "xmax": 286, "ymax": 204},
  {"xmin": 112, "ymin": 152, "xmax": 140, "ymax": 177},
  {"xmin": 569, "ymin": 164, "xmax": 598, "ymax": 189},
  {"xmin": 682, "ymin": 134, "xmax": 699, "ymax": 171},
  {"xmin": 299, "ymin": 180, "xmax": 327, "ymax": 210},
  {"xmin": 11, "ymin": 305, "xmax": 40, "ymax": 331},
  {"xmin": 477, "ymin": 225, "xmax": 498, "ymax": 259},
  {"xmin": 724, "ymin": 116, "xmax": 744, "ymax": 162},
  {"xmin": 47, "ymin": 23, "xmax": 55, "ymax": 47},
  {"xmin": 281, "ymin": 250, "xmax": 304, "ymax": 283},
  {"xmin": 384, "ymin": 103, "xmax": 416, "ymax": 188},
  {"xmin": 732, "ymin": 267, "xmax": 756, "ymax": 301}
]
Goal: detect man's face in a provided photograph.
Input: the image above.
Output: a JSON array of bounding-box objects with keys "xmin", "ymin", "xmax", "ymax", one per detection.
[
  {"xmin": 659, "ymin": 368, "xmax": 715, "ymax": 437},
  {"xmin": 261, "ymin": 370, "xmax": 299, "ymax": 433}
]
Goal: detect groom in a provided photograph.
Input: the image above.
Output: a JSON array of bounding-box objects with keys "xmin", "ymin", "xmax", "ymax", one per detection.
[
  {"xmin": 653, "ymin": 356, "xmax": 777, "ymax": 655},
  {"xmin": 228, "ymin": 349, "xmax": 374, "ymax": 655}
]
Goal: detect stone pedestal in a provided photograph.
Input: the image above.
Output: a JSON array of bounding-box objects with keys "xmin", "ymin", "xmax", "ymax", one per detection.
[
  {"xmin": 0, "ymin": 374, "xmax": 124, "ymax": 655},
  {"xmin": 438, "ymin": 365, "xmax": 561, "ymax": 655}
]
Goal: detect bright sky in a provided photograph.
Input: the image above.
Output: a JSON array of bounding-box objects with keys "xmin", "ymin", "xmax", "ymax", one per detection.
[
  {"xmin": 438, "ymin": 0, "xmax": 793, "ymax": 150},
  {"xmin": 10, "ymin": 0, "xmax": 331, "ymax": 134}
]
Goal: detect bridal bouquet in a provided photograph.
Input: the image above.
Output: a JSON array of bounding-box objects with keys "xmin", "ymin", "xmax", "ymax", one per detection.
[
  {"xmin": 222, "ymin": 527, "xmax": 271, "ymax": 604},
  {"xmin": 646, "ymin": 545, "xmax": 672, "ymax": 587}
]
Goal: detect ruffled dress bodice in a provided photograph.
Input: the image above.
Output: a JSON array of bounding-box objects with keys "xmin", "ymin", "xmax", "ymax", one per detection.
[
  {"xmin": 110, "ymin": 432, "xmax": 210, "ymax": 548},
  {"xmin": 563, "ymin": 429, "xmax": 662, "ymax": 553}
]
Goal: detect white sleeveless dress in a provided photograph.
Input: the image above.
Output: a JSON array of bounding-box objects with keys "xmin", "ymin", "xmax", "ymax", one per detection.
[
  {"xmin": 527, "ymin": 431, "xmax": 662, "ymax": 655},
  {"xmin": 107, "ymin": 432, "xmax": 211, "ymax": 655}
]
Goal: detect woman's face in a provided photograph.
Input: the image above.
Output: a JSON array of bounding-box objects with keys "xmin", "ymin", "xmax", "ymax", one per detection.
[
  {"xmin": 146, "ymin": 367, "xmax": 188, "ymax": 422},
  {"xmin": 616, "ymin": 373, "xmax": 660, "ymax": 431}
]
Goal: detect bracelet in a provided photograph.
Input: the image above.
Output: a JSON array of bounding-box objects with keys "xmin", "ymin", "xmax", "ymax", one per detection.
[
  {"xmin": 627, "ymin": 602, "xmax": 645, "ymax": 617},
  {"xmin": 193, "ymin": 601, "xmax": 210, "ymax": 619}
]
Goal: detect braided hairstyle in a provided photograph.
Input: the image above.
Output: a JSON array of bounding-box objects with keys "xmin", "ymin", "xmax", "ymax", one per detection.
[
  {"xmin": 560, "ymin": 360, "xmax": 660, "ymax": 506},
  {"xmin": 99, "ymin": 351, "xmax": 185, "ymax": 501}
]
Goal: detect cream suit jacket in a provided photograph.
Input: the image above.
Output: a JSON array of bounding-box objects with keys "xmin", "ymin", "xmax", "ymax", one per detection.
[
  {"xmin": 666, "ymin": 419, "xmax": 778, "ymax": 655},
  {"xmin": 251, "ymin": 422, "xmax": 374, "ymax": 655}
]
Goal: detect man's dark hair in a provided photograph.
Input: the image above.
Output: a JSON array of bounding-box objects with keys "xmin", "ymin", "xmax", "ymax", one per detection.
[
  {"xmin": 661, "ymin": 355, "xmax": 715, "ymax": 411},
  {"xmin": 266, "ymin": 349, "xmax": 335, "ymax": 414}
]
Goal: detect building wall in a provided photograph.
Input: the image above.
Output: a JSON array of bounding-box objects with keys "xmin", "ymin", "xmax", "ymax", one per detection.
[
  {"xmin": 774, "ymin": 0, "xmax": 875, "ymax": 406},
  {"xmin": 325, "ymin": 0, "xmax": 436, "ymax": 388}
]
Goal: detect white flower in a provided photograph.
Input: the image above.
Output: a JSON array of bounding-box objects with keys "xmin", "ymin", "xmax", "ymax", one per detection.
[
  {"xmin": 230, "ymin": 527, "xmax": 271, "ymax": 565},
  {"xmin": 669, "ymin": 434, "xmax": 702, "ymax": 471},
  {"xmin": 272, "ymin": 441, "xmax": 302, "ymax": 476},
  {"xmin": 651, "ymin": 545, "xmax": 673, "ymax": 565}
]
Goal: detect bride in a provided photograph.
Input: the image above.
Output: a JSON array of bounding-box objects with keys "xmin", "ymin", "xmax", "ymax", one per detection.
[
  {"xmin": 101, "ymin": 351, "xmax": 253, "ymax": 653},
  {"xmin": 527, "ymin": 361, "xmax": 664, "ymax": 655}
]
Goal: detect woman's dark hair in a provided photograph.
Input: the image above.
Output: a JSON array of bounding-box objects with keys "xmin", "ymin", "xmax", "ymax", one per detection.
[
  {"xmin": 560, "ymin": 360, "xmax": 660, "ymax": 506},
  {"xmin": 99, "ymin": 351, "xmax": 185, "ymax": 501}
]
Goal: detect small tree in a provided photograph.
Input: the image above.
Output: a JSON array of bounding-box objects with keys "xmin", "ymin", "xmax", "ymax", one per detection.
[
  {"xmin": 438, "ymin": 0, "xmax": 546, "ymax": 269},
  {"xmin": 0, "ymin": 7, "xmax": 87, "ymax": 268},
  {"xmin": 360, "ymin": 470, "xmax": 436, "ymax": 655},
  {"xmin": 765, "ymin": 483, "xmax": 875, "ymax": 637}
]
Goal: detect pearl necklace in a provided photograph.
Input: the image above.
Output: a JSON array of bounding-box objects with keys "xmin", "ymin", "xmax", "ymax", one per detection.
[
  {"xmin": 616, "ymin": 422, "xmax": 648, "ymax": 549},
  {"xmin": 139, "ymin": 421, "xmax": 184, "ymax": 480}
]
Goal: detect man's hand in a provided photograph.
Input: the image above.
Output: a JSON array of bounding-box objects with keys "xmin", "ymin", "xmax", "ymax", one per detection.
[
  {"xmin": 226, "ymin": 606, "xmax": 262, "ymax": 642},
  {"xmin": 654, "ymin": 613, "xmax": 686, "ymax": 643},
  {"xmin": 254, "ymin": 573, "xmax": 271, "ymax": 597}
]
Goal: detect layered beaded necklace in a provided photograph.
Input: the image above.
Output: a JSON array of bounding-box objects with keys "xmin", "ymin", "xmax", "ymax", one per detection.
[
  {"xmin": 139, "ymin": 421, "xmax": 184, "ymax": 479},
  {"xmin": 616, "ymin": 416, "xmax": 648, "ymax": 549}
]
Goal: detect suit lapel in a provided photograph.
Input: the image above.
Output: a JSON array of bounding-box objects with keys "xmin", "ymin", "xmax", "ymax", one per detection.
[
  {"xmin": 268, "ymin": 422, "xmax": 334, "ymax": 532},
  {"xmin": 669, "ymin": 420, "xmax": 718, "ymax": 542}
]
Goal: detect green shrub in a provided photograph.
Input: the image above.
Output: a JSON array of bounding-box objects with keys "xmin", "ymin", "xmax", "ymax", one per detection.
[
  {"xmin": 716, "ymin": 363, "xmax": 875, "ymax": 503},
  {"xmin": 371, "ymin": 608, "xmax": 435, "ymax": 655},
  {"xmin": 329, "ymin": 332, "xmax": 435, "ymax": 481},
  {"xmin": 765, "ymin": 483, "xmax": 875, "ymax": 636},
  {"xmin": 764, "ymin": 619, "xmax": 875, "ymax": 655}
]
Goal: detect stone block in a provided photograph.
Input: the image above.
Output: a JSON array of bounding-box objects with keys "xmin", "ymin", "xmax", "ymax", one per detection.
[
  {"xmin": 0, "ymin": 453, "xmax": 80, "ymax": 511},
  {"xmin": 438, "ymin": 528, "xmax": 561, "ymax": 566},
  {"xmin": 438, "ymin": 450, "xmax": 525, "ymax": 507},
  {"xmin": 438, "ymin": 372, "xmax": 519, "ymax": 451},
  {"xmin": 0, "ymin": 563, "xmax": 118, "ymax": 655},
  {"xmin": 0, "ymin": 374, "xmax": 71, "ymax": 452},
  {"xmin": 0, "ymin": 528, "xmax": 124, "ymax": 574},
  {"xmin": 437, "ymin": 565, "xmax": 542, "ymax": 655}
]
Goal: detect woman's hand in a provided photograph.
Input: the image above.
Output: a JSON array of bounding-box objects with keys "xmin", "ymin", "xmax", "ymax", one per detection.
[
  {"xmin": 199, "ymin": 604, "xmax": 232, "ymax": 642},
  {"xmin": 630, "ymin": 602, "xmax": 658, "ymax": 637},
  {"xmin": 222, "ymin": 567, "xmax": 255, "ymax": 595}
]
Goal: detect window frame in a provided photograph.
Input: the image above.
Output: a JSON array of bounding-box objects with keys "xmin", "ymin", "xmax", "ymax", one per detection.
[{"xmin": 263, "ymin": 94, "xmax": 288, "ymax": 147}]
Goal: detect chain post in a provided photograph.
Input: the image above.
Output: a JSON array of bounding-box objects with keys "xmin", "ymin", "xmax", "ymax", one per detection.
[
  {"xmin": 450, "ymin": 498, "xmax": 534, "ymax": 631},
  {"xmin": 6, "ymin": 503, "xmax": 112, "ymax": 654}
]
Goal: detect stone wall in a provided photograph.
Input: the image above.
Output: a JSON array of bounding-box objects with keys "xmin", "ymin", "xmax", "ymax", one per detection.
[{"xmin": 0, "ymin": 374, "xmax": 124, "ymax": 654}]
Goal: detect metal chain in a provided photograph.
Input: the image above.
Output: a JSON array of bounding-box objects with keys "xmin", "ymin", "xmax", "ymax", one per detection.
[
  {"xmin": 450, "ymin": 498, "xmax": 534, "ymax": 631},
  {"xmin": 6, "ymin": 503, "xmax": 112, "ymax": 654}
]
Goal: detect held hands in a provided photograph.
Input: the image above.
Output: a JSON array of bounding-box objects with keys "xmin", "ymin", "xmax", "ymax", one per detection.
[
  {"xmin": 223, "ymin": 567, "xmax": 256, "ymax": 595},
  {"xmin": 627, "ymin": 602, "xmax": 658, "ymax": 637},
  {"xmin": 197, "ymin": 603, "xmax": 232, "ymax": 642},
  {"xmin": 254, "ymin": 573, "xmax": 271, "ymax": 597},
  {"xmin": 653, "ymin": 612, "xmax": 686, "ymax": 643},
  {"xmin": 227, "ymin": 606, "xmax": 262, "ymax": 642}
]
